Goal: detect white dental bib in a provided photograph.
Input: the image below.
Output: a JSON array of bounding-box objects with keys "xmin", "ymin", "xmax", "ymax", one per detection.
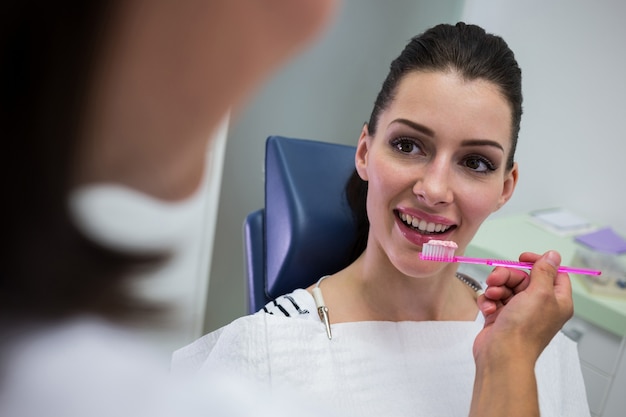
[{"xmin": 173, "ymin": 290, "xmax": 591, "ymax": 417}]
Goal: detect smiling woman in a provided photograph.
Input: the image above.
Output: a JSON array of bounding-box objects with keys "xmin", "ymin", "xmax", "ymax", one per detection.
[{"xmin": 174, "ymin": 22, "xmax": 590, "ymax": 417}]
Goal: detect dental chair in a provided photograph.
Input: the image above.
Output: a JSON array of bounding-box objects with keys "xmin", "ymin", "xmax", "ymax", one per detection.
[{"xmin": 243, "ymin": 136, "xmax": 358, "ymax": 313}]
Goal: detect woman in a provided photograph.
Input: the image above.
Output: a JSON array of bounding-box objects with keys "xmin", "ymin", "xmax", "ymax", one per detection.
[{"xmin": 173, "ymin": 23, "xmax": 589, "ymax": 417}]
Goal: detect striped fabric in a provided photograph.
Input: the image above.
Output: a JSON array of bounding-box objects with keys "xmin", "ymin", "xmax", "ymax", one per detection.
[{"xmin": 261, "ymin": 289, "xmax": 315, "ymax": 319}]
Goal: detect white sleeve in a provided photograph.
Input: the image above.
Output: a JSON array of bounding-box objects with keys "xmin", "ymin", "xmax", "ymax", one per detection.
[{"xmin": 536, "ymin": 332, "xmax": 592, "ymax": 417}]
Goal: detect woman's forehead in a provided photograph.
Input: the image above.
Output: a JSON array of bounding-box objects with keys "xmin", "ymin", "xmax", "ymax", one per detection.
[{"xmin": 379, "ymin": 71, "xmax": 513, "ymax": 146}]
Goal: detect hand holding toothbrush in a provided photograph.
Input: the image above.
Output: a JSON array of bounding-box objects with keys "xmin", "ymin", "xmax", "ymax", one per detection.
[{"xmin": 470, "ymin": 250, "xmax": 574, "ymax": 417}]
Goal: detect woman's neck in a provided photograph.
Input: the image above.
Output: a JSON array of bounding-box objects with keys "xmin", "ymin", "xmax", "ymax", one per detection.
[{"xmin": 312, "ymin": 253, "xmax": 479, "ymax": 324}]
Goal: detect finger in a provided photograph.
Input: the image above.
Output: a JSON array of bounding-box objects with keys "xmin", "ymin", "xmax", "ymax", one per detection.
[
  {"xmin": 484, "ymin": 267, "xmax": 530, "ymax": 299},
  {"xmin": 485, "ymin": 266, "xmax": 527, "ymax": 288},
  {"xmin": 484, "ymin": 285, "xmax": 512, "ymax": 301},
  {"xmin": 477, "ymin": 294, "xmax": 496, "ymax": 315},
  {"xmin": 553, "ymin": 268, "xmax": 572, "ymax": 298},
  {"xmin": 527, "ymin": 250, "xmax": 574, "ymax": 344},
  {"xmin": 552, "ymin": 263, "xmax": 574, "ymax": 318},
  {"xmin": 477, "ymin": 293, "xmax": 503, "ymax": 319},
  {"xmin": 554, "ymin": 271, "xmax": 574, "ymax": 319},
  {"xmin": 528, "ymin": 250, "xmax": 575, "ymax": 335},
  {"xmin": 528, "ymin": 251, "xmax": 572, "ymax": 308},
  {"xmin": 519, "ymin": 251, "xmax": 541, "ymax": 263},
  {"xmin": 528, "ymin": 250, "xmax": 560, "ymax": 292}
]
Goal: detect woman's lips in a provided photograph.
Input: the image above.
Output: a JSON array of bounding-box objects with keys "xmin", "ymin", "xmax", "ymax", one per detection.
[
  {"xmin": 397, "ymin": 211, "xmax": 454, "ymax": 233},
  {"xmin": 394, "ymin": 210, "xmax": 456, "ymax": 246}
]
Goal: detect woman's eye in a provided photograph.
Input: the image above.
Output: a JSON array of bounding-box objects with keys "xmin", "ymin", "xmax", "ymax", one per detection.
[
  {"xmin": 391, "ymin": 137, "xmax": 422, "ymax": 155},
  {"xmin": 464, "ymin": 156, "xmax": 496, "ymax": 173}
]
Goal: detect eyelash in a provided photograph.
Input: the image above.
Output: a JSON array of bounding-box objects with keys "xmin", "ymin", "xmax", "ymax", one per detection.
[
  {"xmin": 462, "ymin": 155, "xmax": 497, "ymax": 173},
  {"xmin": 389, "ymin": 136, "xmax": 497, "ymax": 174},
  {"xmin": 390, "ymin": 136, "xmax": 423, "ymax": 155}
]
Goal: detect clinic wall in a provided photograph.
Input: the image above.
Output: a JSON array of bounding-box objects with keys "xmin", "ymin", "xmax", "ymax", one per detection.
[
  {"xmin": 204, "ymin": 0, "xmax": 465, "ymax": 332},
  {"xmin": 461, "ymin": 0, "xmax": 626, "ymax": 233}
]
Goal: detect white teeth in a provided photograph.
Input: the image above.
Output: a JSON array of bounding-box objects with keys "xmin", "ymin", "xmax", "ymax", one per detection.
[{"xmin": 399, "ymin": 212, "xmax": 450, "ymax": 233}]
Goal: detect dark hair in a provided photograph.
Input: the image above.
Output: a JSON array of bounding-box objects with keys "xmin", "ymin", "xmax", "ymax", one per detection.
[
  {"xmin": 346, "ymin": 22, "xmax": 523, "ymax": 258},
  {"xmin": 1, "ymin": 3, "xmax": 165, "ymax": 328}
]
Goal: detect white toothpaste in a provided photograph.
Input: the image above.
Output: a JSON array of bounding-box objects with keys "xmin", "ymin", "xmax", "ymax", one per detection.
[{"xmin": 426, "ymin": 240, "xmax": 458, "ymax": 249}]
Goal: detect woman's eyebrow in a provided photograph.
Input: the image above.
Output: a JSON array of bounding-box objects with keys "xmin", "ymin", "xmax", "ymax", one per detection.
[
  {"xmin": 460, "ymin": 139, "xmax": 504, "ymax": 152},
  {"xmin": 390, "ymin": 118, "xmax": 435, "ymax": 136}
]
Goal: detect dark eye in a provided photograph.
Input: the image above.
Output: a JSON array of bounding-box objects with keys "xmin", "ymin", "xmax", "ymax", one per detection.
[
  {"xmin": 391, "ymin": 137, "xmax": 423, "ymax": 155},
  {"xmin": 463, "ymin": 155, "xmax": 496, "ymax": 173}
]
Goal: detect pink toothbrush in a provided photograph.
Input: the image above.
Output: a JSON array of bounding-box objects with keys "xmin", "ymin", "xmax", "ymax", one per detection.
[{"xmin": 419, "ymin": 240, "xmax": 602, "ymax": 276}]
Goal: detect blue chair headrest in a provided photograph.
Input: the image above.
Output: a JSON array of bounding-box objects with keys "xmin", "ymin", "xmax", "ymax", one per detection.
[{"xmin": 264, "ymin": 136, "xmax": 357, "ymax": 300}]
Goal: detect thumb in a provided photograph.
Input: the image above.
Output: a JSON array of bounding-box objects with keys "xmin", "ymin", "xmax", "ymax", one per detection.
[
  {"xmin": 530, "ymin": 250, "xmax": 573, "ymax": 319},
  {"xmin": 529, "ymin": 250, "xmax": 561, "ymax": 289}
]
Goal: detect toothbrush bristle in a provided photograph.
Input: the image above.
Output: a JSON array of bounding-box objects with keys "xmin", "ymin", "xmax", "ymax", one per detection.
[{"xmin": 420, "ymin": 240, "xmax": 458, "ymax": 261}]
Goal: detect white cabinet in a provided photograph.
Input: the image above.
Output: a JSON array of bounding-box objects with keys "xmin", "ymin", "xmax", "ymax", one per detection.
[
  {"xmin": 562, "ymin": 316, "xmax": 626, "ymax": 417},
  {"xmin": 602, "ymin": 335, "xmax": 626, "ymax": 417}
]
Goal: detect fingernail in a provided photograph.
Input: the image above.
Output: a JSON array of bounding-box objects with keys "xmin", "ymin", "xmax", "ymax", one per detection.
[{"xmin": 545, "ymin": 250, "xmax": 560, "ymax": 268}]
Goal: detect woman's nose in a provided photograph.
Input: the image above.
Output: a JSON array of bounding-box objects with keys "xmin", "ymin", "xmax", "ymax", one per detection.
[{"xmin": 412, "ymin": 161, "xmax": 453, "ymax": 206}]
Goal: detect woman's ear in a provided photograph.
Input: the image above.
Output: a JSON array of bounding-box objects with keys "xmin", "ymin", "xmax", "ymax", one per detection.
[
  {"xmin": 495, "ymin": 162, "xmax": 519, "ymax": 211},
  {"xmin": 355, "ymin": 124, "xmax": 370, "ymax": 181}
]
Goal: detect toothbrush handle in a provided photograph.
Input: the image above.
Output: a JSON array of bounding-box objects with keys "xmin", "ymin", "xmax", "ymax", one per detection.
[
  {"xmin": 556, "ymin": 266, "xmax": 602, "ymax": 276},
  {"xmin": 454, "ymin": 256, "xmax": 601, "ymax": 276}
]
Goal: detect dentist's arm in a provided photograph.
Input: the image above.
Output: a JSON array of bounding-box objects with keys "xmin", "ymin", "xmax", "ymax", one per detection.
[{"xmin": 470, "ymin": 251, "xmax": 573, "ymax": 417}]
